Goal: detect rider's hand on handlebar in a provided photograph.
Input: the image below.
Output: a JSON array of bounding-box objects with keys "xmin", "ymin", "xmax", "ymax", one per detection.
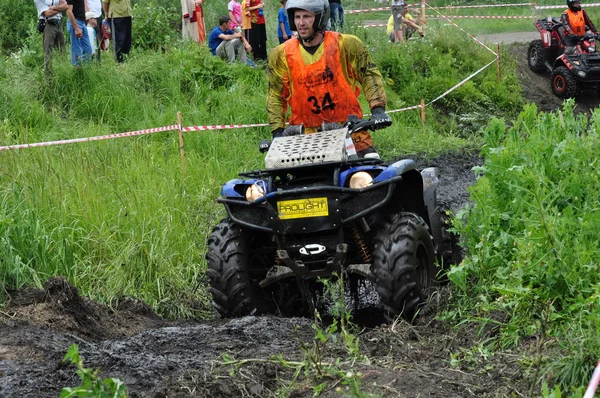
[{"xmin": 369, "ymin": 107, "xmax": 392, "ymax": 130}]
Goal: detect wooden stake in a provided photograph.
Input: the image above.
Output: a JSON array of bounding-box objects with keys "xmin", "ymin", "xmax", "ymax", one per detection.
[
  {"xmin": 177, "ymin": 112, "xmax": 187, "ymax": 178},
  {"xmin": 420, "ymin": 99, "xmax": 425, "ymax": 127},
  {"xmin": 421, "ymin": 0, "xmax": 426, "ymax": 26},
  {"xmin": 497, "ymin": 43, "xmax": 501, "ymax": 83}
]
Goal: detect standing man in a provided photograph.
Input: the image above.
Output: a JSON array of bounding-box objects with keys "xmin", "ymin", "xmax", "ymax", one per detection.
[
  {"xmin": 66, "ymin": 0, "xmax": 93, "ymax": 66},
  {"xmin": 391, "ymin": 0, "xmax": 405, "ymax": 43},
  {"xmin": 246, "ymin": 0, "xmax": 267, "ymax": 61},
  {"xmin": 267, "ymin": 0, "xmax": 391, "ymax": 158},
  {"xmin": 102, "ymin": 0, "xmax": 132, "ymax": 63},
  {"xmin": 329, "ymin": 0, "xmax": 344, "ymax": 31},
  {"xmin": 277, "ymin": 0, "xmax": 292, "ymax": 44},
  {"xmin": 34, "ymin": 0, "xmax": 68, "ymax": 77},
  {"xmin": 87, "ymin": 0, "xmax": 103, "ymax": 61}
]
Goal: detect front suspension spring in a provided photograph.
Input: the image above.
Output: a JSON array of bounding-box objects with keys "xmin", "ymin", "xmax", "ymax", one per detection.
[{"xmin": 351, "ymin": 227, "xmax": 372, "ymax": 263}]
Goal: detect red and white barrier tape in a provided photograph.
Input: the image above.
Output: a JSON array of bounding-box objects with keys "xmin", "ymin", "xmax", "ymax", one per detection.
[
  {"xmin": 428, "ymin": 59, "xmax": 496, "ymax": 106},
  {"xmin": 584, "ymin": 360, "xmax": 600, "ymax": 398},
  {"xmin": 433, "ymin": 2, "xmax": 533, "ymax": 9},
  {"xmin": 181, "ymin": 123, "xmax": 267, "ymax": 132},
  {"xmin": 0, "ymin": 125, "xmax": 180, "ymax": 152},
  {"xmin": 389, "ymin": 104, "xmax": 424, "ymax": 113},
  {"xmin": 441, "ymin": 15, "xmax": 532, "ymax": 19},
  {"xmin": 536, "ymin": 2, "xmax": 600, "ymax": 8},
  {"xmin": 346, "ymin": 3, "xmax": 421, "ymax": 14},
  {"xmin": 427, "ymin": 4, "xmax": 498, "ymax": 56}
]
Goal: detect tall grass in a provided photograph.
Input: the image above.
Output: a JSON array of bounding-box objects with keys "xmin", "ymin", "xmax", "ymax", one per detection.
[{"xmin": 449, "ymin": 101, "xmax": 600, "ymax": 393}]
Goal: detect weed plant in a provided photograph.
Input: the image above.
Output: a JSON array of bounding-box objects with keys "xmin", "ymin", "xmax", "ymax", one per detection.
[{"xmin": 449, "ymin": 101, "xmax": 600, "ymax": 394}]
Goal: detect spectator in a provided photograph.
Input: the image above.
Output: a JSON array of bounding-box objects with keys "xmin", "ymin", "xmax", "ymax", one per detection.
[
  {"xmin": 267, "ymin": 0, "xmax": 390, "ymax": 158},
  {"xmin": 87, "ymin": 0, "xmax": 103, "ymax": 61},
  {"xmin": 246, "ymin": 0, "xmax": 267, "ymax": 61},
  {"xmin": 386, "ymin": 7, "xmax": 424, "ymax": 42},
  {"xmin": 85, "ymin": 12, "xmax": 100, "ymax": 56},
  {"xmin": 102, "ymin": 0, "xmax": 132, "ymax": 63},
  {"xmin": 390, "ymin": 0, "xmax": 405, "ymax": 43},
  {"xmin": 228, "ymin": 0, "xmax": 242, "ymax": 30},
  {"xmin": 561, "ymin": 0, "xmax": 597, "ymax": 40},
  {"xmin": 182, "ymin": 0, "xmax": 200, "ymax": 43},
  {"xmin": 34, "ymin": 0, "xmax": 68, "ymax": 77},
  {"xmin": 66, "ymin": 0, "xmax": 93, "ymax": 66},
  {"xmin": 329, "ymin": 0, "xmax": 344, "ymax": 31},
  {"xmin": 241, "ymin": 0, "xmax": 252, "ymax": 41},
  {"xmin": 208, "ymin": 16, "xmax": 252, "ymax": 64},
  {"xmin": 278, "ymin": 0, "xmax": 292, "ymax": 44}
]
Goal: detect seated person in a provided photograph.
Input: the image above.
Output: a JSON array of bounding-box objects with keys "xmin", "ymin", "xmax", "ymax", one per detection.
[
  {"xmin": 208, "ymin": 16, "xmax": 252, "ymax": 64},
  {"xmin": 386, "ymin": 7, "xmax": 424, "ymax": 43},
  {"xmin": 560, "ymin": 0, "xmax": 597, "ymax": 45}
]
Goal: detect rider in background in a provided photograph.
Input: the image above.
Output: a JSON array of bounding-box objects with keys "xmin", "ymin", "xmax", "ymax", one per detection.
[
  {"xmin": 266, "ymin": 0, "xmax": 391, "ymax": 158},
  {"xmin": 561, "ymin": 0, "xmax": 597, "ymax": 39}
]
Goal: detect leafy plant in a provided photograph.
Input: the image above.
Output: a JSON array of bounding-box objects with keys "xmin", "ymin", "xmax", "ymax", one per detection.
[{"xmin": 60, "ymin": 344, "xmax": 128, "ymax": 398}]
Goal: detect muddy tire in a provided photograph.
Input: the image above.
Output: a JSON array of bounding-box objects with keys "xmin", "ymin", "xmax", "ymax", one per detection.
[
  {"xmin": 551, "ymin": 66, "xmax": 578, "ymax": 98},
  {"xmin": 438, "ymin": 208, "xmax": 463, "ymax": 270},
  {"xmin": 206, "ymin": 219, "xmax": 268, "ymax": 317},
  {"xmin": 372, "ymin": 212, "xmax": 436, "ymax": 322},
  {"xmin": 528, "ymin": 40, "xmax": 546, "ymax": 73}
]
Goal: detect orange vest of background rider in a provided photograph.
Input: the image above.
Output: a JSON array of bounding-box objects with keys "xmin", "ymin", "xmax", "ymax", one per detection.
[
  {"xmin": 284, "ymin": 32, "xmax": 372, "ymax": 150},
  {"xmin": 567, "ymin": 9, "xmax": 586, "ymax": 35}
]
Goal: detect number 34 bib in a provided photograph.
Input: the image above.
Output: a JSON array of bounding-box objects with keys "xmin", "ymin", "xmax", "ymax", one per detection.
[{"xmin": 285, "ymin": 32, "xmax": 363, "ymax": 128}]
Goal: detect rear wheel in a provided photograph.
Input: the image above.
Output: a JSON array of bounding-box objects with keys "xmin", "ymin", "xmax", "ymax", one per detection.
[
  {"xmin": 372, "ymin": 212, "xmax": 436, "ymax": 322},
  {"xmin": 528, "ymin": 40, "xmax": 547, "ymax": 73},
  {"xmin": 206, "ymin": 219, "xmax": 270, "ymax": 317},
  {"xmin": 551, "ymin": 66, "xmax": 578, "ymax": 98}
]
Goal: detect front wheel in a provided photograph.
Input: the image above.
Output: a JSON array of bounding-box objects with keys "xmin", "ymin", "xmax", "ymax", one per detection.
[
  {"xmin": 551, "ymin": 66, "xmax": 578, "ymax": 98},
  {"xmin": 528, "ymin": 40, "xmax": 547, "ymax": 73},
  {"xmin": 372, "ymin": 212, "xmax": 436, "ymax": 322},
  {"xmin": 206, "ymin": 219, "xmax": 269, "ymax": 317}
]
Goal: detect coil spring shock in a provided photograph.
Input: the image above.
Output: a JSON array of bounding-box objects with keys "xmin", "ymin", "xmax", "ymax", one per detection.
[{"xmin": 351, "ymin": 226, "xmax": 372, "ymax": 263}]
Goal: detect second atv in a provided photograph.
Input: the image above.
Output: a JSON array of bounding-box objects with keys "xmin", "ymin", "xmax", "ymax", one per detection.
[{"xmin": 528, "ymin": 16, "xmax": 600, "ymax": 98}]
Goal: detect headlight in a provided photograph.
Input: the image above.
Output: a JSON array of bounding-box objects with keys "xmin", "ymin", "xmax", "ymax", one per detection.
[
  {"xmin": 245, "ymin": 183, "xmax": 265, "ymax": 201},
  {"xmin": 577, "ymin": 70, "xmax": 587, "ymax": 78},
  {"xmin": 349, "ymin": 172, "xmax": 373, "ymax": 189}
]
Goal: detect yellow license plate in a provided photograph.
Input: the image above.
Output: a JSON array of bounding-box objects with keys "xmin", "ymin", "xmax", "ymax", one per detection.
[{"xmin": 277, "ymin": 197, "xmax": 329, "ymax": 220}]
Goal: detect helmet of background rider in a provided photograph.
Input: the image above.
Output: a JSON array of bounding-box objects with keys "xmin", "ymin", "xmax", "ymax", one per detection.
[{"xmin": 567, "ymin": 0, "xmax": 582, "ymax": 12}]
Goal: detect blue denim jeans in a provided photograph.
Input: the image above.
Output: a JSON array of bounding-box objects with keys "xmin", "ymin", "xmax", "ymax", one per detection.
[
  {"xmin": 330, "ymin": 3, "xmax": 345, "ymax": 31},
  {"xmin": 66, "ymin": 18, "xmax": 92, "ymax": 66}
]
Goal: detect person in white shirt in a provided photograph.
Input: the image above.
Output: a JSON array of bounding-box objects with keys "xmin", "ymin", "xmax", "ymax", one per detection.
[
  {"xmin": 34, "ymin": 0, "xmax": 68, "ymax": 78},
  {"xmin": 86, "ymin": 0, "xmax": 103, "ymax": 60}
]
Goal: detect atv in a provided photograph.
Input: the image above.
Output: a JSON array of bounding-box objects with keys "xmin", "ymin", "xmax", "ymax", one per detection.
[
  {"xmin": 528, "ymin": 17, "xmax": 600, "ymax": 98},
  {"xmin": 206, "ymin": 116, "xmax": 461, "ymax": 322}
]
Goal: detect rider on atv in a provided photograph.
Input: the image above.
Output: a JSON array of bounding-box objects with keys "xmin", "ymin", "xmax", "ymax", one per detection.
[
  {"xmin": 561, "ymin": 0, "xmax": 598, "ymax": 45},
  {"xmin": 266, "ymin": 0, "xmax": 392, "ymax": 159}
]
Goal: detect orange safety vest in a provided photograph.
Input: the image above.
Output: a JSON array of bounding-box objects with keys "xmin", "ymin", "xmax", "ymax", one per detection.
[
  {"xmin": 284, "ymin": 32, "xmax": 363, "ymax": 128},
  {"xmin": 567, "ymin": 9, "xmax": 586, "ymax": 36}
]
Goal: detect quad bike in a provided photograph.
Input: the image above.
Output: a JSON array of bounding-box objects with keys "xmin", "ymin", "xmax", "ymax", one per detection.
[
  {"xmin": 528, "ymin": 17, "xmax": 600, "ymax": 98},
  {"xmin": 206, "ymin": 116, "xmax": 462, "ymax": 322}
]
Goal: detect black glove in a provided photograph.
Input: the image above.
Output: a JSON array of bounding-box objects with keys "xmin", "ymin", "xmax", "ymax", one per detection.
[
  {"xmin": 272, "ymin": 125, "xmax": 303, "ymax": 138},
  {"xmin": 369, "ymin": 107, "xmax": 392, "ymax": 130},
  {"xmin": 272, "ymin": 128, "xmax": 285, "ymax": 138}
]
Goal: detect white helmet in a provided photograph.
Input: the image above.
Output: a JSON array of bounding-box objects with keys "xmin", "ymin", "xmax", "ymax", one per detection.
[{"xmin": 286, "ymin": 0, "xmax": 330, "ymax": 32}]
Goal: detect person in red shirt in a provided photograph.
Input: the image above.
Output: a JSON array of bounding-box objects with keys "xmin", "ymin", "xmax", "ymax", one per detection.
[{"xmin": 245, "ymin": 0, "xmax": 267, "ymax": 61}]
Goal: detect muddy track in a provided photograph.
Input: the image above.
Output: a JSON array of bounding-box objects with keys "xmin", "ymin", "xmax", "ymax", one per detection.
[{"xmin": 0, "ymin": 39, "xmax": 589, "ymax": 398}]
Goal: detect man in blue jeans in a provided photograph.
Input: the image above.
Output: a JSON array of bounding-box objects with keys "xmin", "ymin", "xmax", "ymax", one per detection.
[
  {"xmin": 66, "ymin": 0, "xmax": 92, "ymax": 66},
  {"xmin": 329, "ymin": 0, "xmax": 344, "ymax": 31}
]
